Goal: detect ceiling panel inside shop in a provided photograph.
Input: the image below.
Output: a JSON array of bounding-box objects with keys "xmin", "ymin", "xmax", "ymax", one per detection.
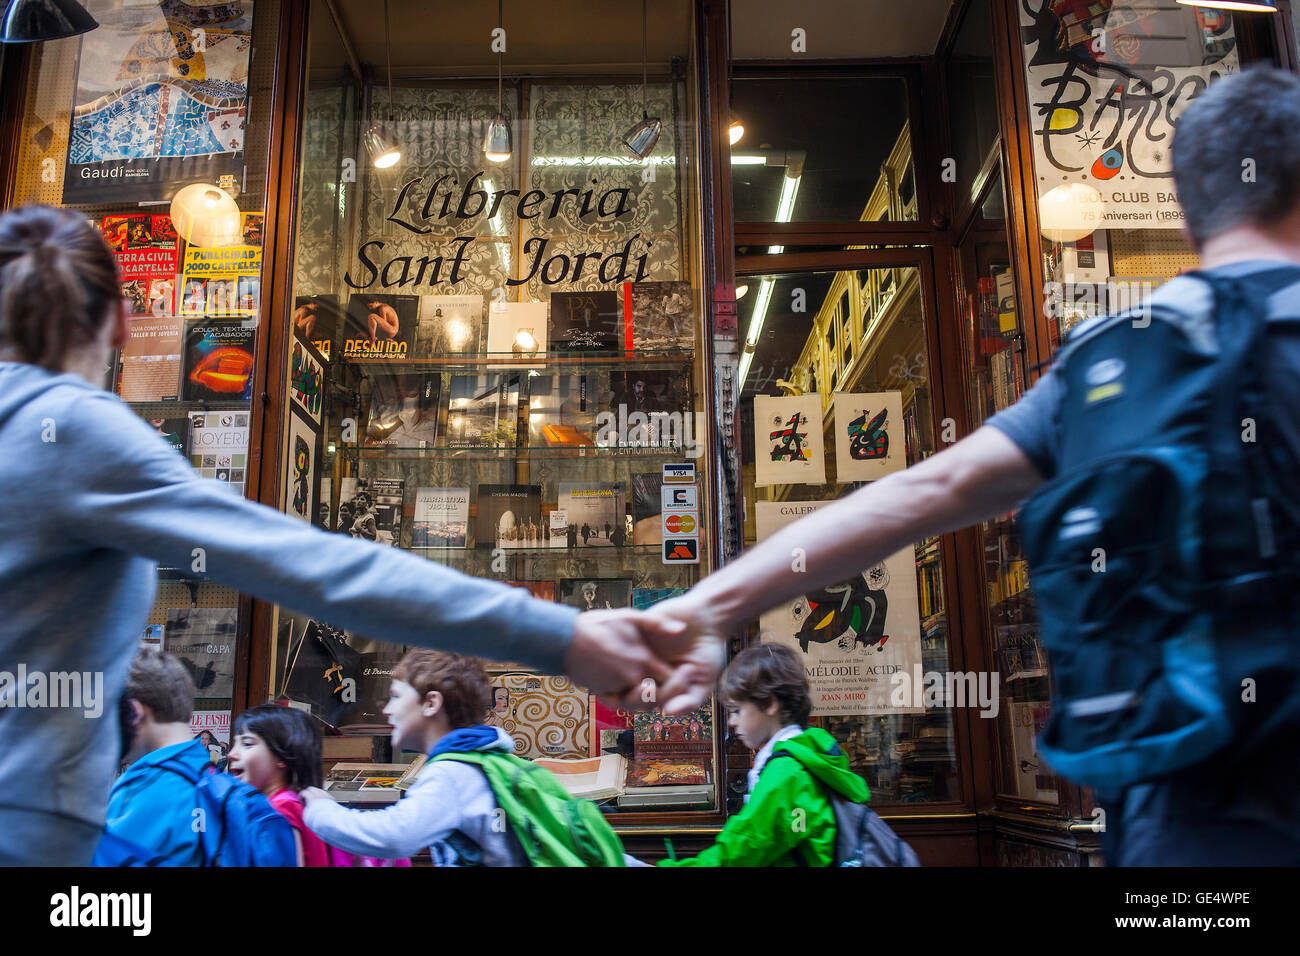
[
  {"xmin": 309, "ymin": 0, "xmax": 692, "ymax": 77},
  {"xmin": 737, "ymin": 271, "xmax": 835, "ymax": 397},
  {"xmin": 731, "ymin": 0, "xmax": 954, "ymax": 59}
]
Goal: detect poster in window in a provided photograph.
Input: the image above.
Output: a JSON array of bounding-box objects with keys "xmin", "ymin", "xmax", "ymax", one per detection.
[
  {"xmin": 64, "ymin": 0, "xmax": 254, "ymax": 204},
  {"xmin": 101, "ymin": 214, "xmax": 179, "ymax": 316},
  {"xmin": 756, "ymin": 501, "xmax": 923, "ymax": 717},
  {"xmin": 753, "ymin": 394, "xmax": 825, "ymax": 487},
  {"xmin": 289, "ymin": 332, "xmax": 325, "ymax": 426},
  {"xmin": 832, "ymin": 391, "xmax": 905, "ymax": 483},
  {"xmin": 283, "ymin": 406, "xmax": 319, "ymax": 523},
  {"xmin": 1019, "ymin": 1, "xmax": 1237, "ymax": 231}
]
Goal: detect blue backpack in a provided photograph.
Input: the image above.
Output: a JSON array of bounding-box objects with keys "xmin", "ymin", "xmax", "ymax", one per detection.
[
  {"xmin": 94, "ymin": 759, "xmax": 297, "ymax": 867},
  {"xmin": 1018, "ymin": 267, "xmax": 1300, "ymax": 792}
]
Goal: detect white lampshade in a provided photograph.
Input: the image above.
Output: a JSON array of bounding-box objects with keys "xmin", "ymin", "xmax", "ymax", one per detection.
[
  {"xmin": 1039, "ymin": 182, "xmax": 1104, "ymax": 244},
  {"xmin": 169, "ymin": 183, "xmax": 242, "ymax": 247}
]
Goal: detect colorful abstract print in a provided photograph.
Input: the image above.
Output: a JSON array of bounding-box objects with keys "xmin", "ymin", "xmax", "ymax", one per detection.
[{"xmin": 69, "ymin": 77, "xmax": 246, "ymax": 163}]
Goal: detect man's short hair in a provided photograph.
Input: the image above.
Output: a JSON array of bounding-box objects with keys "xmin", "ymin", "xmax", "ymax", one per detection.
[
  {"xmin": 1173, "ymin": 66, "xmax": 1300, "ymax": 246},
  {"xmin": 393, "ymin": 649, "xmax": 492, "ymax": 729},
  {"xmin": 720, "ymin": 643, "xmax": 812, "ymax": 726},
  {"xmin": 127, "ymin": 647, "xmax": 195, "ymax": 724}
]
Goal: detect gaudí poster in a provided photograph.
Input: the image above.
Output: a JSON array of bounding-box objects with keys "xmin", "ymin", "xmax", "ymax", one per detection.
[{"xmin": 64, "ymin": 0, "xmax": 254, "ymax": 204}]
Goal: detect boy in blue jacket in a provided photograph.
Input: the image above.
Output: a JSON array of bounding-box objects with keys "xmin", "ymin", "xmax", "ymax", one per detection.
[{"xmin": 97, "ymin": 648, "xmax": 214, "ymax": 865}]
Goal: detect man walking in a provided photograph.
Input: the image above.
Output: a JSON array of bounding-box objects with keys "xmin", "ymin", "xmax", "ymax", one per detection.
[{"xmin": 661, "ymin": 67, "xmax": 1300, "ymax": 866}]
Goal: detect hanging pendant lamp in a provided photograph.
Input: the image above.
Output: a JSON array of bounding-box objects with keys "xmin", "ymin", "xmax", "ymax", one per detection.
[
  {"xmin": 365, "ymin": 0, "xmax": 401, "ymax": 169},
  {"xmin": 484, "ymin": 0, "xmax": 511, "ymax": 163},
  {"xmin": 1, "ymin": 0, "xmax": 97, "ymax": 43},
  {"xmin": 622, "ymin": 0, "xmax": 661, "ymax": 159}
]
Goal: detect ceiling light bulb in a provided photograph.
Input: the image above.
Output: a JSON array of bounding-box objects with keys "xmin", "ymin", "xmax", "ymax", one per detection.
[
  {"xmin": 728, "ymin": 120, "xmax": 745, "ymax": 145},
  {"xmin": 484, "ymin": 113, "xmax": 512, "ymax": 163},
  {"xmin": 364, "ymin": 124, "xmax": 401, "ymax": 168}
]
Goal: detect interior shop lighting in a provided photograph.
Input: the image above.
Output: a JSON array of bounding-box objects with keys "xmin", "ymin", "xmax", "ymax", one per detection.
[
  {"xmin": 735, "ymin": 283, "xmax": 749, "ymax": 299},
  {"xmin": 1039, "ymin": 181, "xmax": 1104, "ymax": 244},
  {"xmin": 622, "ymin": 0, "xmax": 662, "ymax": 159},
  {"xmin": 729, "ymin": 118, "xmax": 745, "ymax": 145},
  {"xmin": 1, "ymin": 0, "xmax": 96, "ymax": 43},
  {"xmin": 365, "ymin": 0, "xmax": 401, "ymax": 169},
  {"xmin": 169, "ymin": 183, "xmax": 242, "ymax": 248},
  {"xmin": 738, "ymin": 161, "xmax": 803, "ymax": 386},
  {"xmin": 1177, "ymin": 0, "xmax": 1276, "ymax": 12},
  {"xmin": 484, "ymin": 0, "xmax": 512, "ymax": 163}
]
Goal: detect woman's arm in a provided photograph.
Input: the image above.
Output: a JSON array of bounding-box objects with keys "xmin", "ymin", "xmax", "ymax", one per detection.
[{"xmin": 48, "ymin": 389, "xmax": 580, "ymax": 673}]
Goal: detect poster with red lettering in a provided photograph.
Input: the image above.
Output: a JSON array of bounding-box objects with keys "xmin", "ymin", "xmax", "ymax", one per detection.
[{"xmin": 101, "ymin": 214, "xmax": 179, "ymax": 316}]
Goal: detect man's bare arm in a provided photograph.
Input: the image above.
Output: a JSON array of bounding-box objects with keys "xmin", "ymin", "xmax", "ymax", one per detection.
[{"xmin": 665, "ymin": 426, "xmax": 1044, "ymax": 636}]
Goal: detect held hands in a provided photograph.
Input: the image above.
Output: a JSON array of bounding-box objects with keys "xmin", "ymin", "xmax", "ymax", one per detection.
[{"xmin": 565, "ymin": 606, "xmax": 725, "ymax": 715}]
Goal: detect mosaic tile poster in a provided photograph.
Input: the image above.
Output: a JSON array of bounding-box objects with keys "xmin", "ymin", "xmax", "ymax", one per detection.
[{"xmin": 64, "ymin": 0, "xmax": 254, "ymax": 204}]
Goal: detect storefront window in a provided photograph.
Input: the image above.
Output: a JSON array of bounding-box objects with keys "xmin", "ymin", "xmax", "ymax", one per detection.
[
  {"xmin": 7, "ymin": 0, "xmax": 280, "ymax": 757},
  {"xmin": 274, "ymin": 0, "xmax": 715, "ymax": 813},
  {"xmin": 736, "ymin": 263, "xmax": 958, "ymax": 804}
]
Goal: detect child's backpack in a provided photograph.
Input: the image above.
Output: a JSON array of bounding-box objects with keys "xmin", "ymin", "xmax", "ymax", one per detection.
[
  {"xmin": 430, "ymin": 751, "xmax": 626, "ymax": 867},
  {"xmin": 91, "ymin": 830, "xmax": 168, "ymax": 867},
  {"xmin": 1018, "ymin": 267, "xmax": 1300, "ymax": 791},
  {"xmin": 768, "ymin": 751, "xmax": 920, "ymax": 867},
  {"xmin": 158, "ymin": 760, "xmax": 298, "ymax": 867}
]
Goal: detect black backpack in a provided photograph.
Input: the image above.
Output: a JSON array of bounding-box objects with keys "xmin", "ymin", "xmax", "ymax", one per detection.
[
  {"xmin": 1019, "ymin": 267, "xmax": 1300, "ymax": 791},
  {"xmin": 768, "ymin": 751, "xmax": 921, "ymax": 867}
]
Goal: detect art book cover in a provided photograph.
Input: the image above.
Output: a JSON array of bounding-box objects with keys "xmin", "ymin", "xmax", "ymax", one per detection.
[
  {"xmin": 342, "ymin": 294, "xmax": 418, "ymax": 360},
  {"xmin": 485, "ymin": 674, "xmax": 589, "ymax": 760},
  {"xmin": 548, "ymin": 290, "xmax": 620, "ymax": 353},
  {"xmin": 118, "ymin": 315, "xmax": 184, "ymax": 402},
  {"xmin": 526, "ymin": 374, "xmax": 597, "ymax": 447},
  {"xmin": 599, "ymin": 370, "xmax": 693, "ymax": 449},
  {"xmin": 475, "ymin": 484, "xmax": 543, "ymax": 549},
  {"xmin": 628, "ymin": 280, "xmax": 693, "ymax": 352},
  {"xmin": 632, "ymin": 587, "xmax": 685, "ymax": 611},
  {"xmin": 284, "ymin": 407, "xmax": 319, "ymax": 523},
  {"xmin": 336, "ymin": 477, "xmax": 404, "ymax": 546},
  {"xmin": 624, "ymin": 757, "xmax": 712, "ymax": 788},
  {"xmin": 190, "ymin": 710, "xmax": 231, "ymax": 761},
  {"xmin": 102, "ymin": 214, "xmax": 178, "ymax": 316},
  {"xmin": 833, "ymin": 391, "xmax": 905, "ymax": 483},
  {"xmin": 633, "ymin": 703, "xmax": 714, "ymax": 759},
  {"xmin": 756, "ymin": 500, "xmax": 922, "ymax": 717},
  {"xmin": 292, "ymin": 294, "xmax": 346, "ymax": 361},
  {"xmin": 630, "ymin": 473, "xmax": 664, "ymax": 546},
  {"xmin": 289, "ymin": 333, "xmax": 325, "ymax": 425},
  {"xmin": 589, "ymin": 697, "xmax": 635, "ymax": 757},
  {"xmin": 412, "ymin": 487, "xmax": 469, "ymax": 548},
  {"xmin": 140, "ymin": 624, "xmax": 164, "ymax": 649},
  {"xmin": 365, "ymin": 370, "xmax": 440, "ymax": 449},
  {"xmin": 164, "ymin": 607, "xmax": 237, "ymax": 700},
  {"xmin": 417, "ymin": 294, "xmax": 482, "ymax": 356},
  {"xmin": 64, "ymin": 0, "xmax": 254, "ymax": 204},
  {"xmin": 753, "ymin": 393, "xmax": 826, "ymax": 487},
  {"xmin": 548, "ymin": 510, "xmax": 570, "ymax": 548},
  {"xmin": 188, "ymin": 411, "xmax": 249, "ymax": 496},
  {"xmin": 556, "ymin": 483, "xmax": 626, "ymax": 548},
  {"xmin": 180, "ymin": 244, "xmax": 262, "ymax": 317},
  {"xmin": 149, "ymin": 416, "xmax": 190, "ymax": 458},
  {"xmin": 445, "ymin": 374, "xmax": 520, "ymax": 448},
  {"xmin": 485, "ymin": 581, "xmax": 557, "ymax": 671},
  {"xmin": 182, "ymin": 319, "xmax": 256, "ymax": 402},
  {"xmin": 558, "ymin": 579, "xmax": 632, "ymax": 611},
  {"xmin": 485, "ymin": 301, "xmax": 548, "ymax": 357}
]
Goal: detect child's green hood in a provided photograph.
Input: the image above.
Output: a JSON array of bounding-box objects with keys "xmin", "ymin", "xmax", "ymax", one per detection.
[{"xmin": 771, "ymin": 727, "xmax": 871, "ymax": 802}]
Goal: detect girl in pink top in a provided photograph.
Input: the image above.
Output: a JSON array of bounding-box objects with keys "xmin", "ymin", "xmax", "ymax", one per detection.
[{"xmin": 228, "ymin": 704, "xmax": 409, "ymax": 867}]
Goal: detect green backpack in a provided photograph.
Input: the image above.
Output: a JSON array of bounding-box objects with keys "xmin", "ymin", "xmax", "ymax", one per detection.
[{"xmin": 430, "ymin": 751, "xmax": 626, "ymax": 867}]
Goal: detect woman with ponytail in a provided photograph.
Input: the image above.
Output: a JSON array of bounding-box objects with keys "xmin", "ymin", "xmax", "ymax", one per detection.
[{"xmin": 0, "ymin": 205, "xmax": 706, "ymax": 866}]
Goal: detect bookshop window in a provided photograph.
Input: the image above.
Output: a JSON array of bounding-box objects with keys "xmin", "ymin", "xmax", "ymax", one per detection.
[
  {"xmin": 7, "ymin": 0, "xmax": 282, "ymax": 756},
  {"xmin": 275, "ymin": 0, "xmax": 716, "ymax": 813},
  {"xmin": 736, "ymin": 266, "xmax": 957, "ymax": 804},
  {"xmin": 730, "ymin": 76, "xmax": 916, "ymax": 224}
]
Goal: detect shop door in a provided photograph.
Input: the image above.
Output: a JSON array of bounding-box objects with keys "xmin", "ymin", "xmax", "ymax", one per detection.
[{"xmin": 731, "ymin": 246, "xmax": 977, "ymax": 814}]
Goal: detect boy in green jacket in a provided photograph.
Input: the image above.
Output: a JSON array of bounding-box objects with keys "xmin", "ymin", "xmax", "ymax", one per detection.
[{"xmin": 658, "ymin": 643, "xmax": 870, "ymax": 866}]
